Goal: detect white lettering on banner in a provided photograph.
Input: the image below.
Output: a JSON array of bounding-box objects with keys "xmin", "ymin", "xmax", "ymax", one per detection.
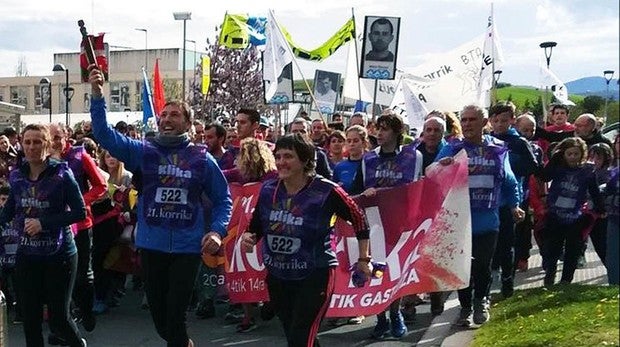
[
  {"xmin": 337, "ymin": 207, "xmax": 432, "ymax": 289},
  {"xmin": 229, "ymin": 233, "xmax": 265, "ymax": 273},
  {"xmin": 227, "ymin": 277, "xmax": 266, "ymax": 293},
  {"xmin": 330, "ymin": 294, "xmax": 357, "ymax": 309},
  {"xmin": 202, "ymin": 274, "xmax": 226, "ymax": 287},
  {"xmin": 240, "ymin": 196, "xmax": 255, "ymax": 214},
  {"xmin": 158, "ymin": 164, "xmax": 192, "ymax": 178}
]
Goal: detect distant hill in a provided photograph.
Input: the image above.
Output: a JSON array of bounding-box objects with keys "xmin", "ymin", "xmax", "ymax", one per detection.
[
  {"xmin": 496, "ymin": 85, "xmax": 584, "ymax": 108},
  {"xmin": 566, "ymin": 76, "xmax": 620, "ymax": 100}
]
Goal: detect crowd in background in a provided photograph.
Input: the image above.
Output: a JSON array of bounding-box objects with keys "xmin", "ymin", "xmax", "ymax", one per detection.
[{"xmin": 0, "ymin": 97, "xmax": 618, "ymax": 346}]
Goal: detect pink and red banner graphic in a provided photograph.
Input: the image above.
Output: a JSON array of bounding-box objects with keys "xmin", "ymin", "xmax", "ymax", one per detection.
[{"xmin": 217, "ymin": 150, "xmax": 472, "ymax": 317}]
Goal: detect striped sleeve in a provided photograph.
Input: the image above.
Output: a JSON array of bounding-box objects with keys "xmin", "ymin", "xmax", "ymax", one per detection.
[{"xmin": 327, "ymin": 185, "xmax": 370, "ymax": 240}]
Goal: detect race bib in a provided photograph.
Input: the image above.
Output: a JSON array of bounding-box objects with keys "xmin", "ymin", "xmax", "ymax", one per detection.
[
  {"xmin": 267, "ymin": 234, "xmax": 301, "ymax": 255},
  {"xmin": 155, "ymin": 187, "xmax": 188, "ymax": 205}
]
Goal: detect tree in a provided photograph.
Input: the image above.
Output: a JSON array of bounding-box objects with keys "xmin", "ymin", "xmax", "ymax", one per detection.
[
  {"xmin": 196, "ymin": 33, "xmax": 265, "ymax": 122},
  {"xmin": 581, "ymin": 95, "xmax": 606, "ymax": 114}
]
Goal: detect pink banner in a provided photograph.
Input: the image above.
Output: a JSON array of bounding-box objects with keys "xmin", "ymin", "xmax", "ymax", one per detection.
[{"xmin": 222, "ymin": 150, "xmax": 472, "ymax": 315}]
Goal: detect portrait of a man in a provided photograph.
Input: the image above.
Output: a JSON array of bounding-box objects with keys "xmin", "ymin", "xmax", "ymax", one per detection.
[
  {"xmin": 313, "ymin": 70, "xmax": 341, "ymax": 115},
  {"xmin": 365, "ymin": 17, "xmax": 395, "ymax": 62},
  {"xmin": 360, "ymin": 15, "xmax": 401, "ymax": 80}
]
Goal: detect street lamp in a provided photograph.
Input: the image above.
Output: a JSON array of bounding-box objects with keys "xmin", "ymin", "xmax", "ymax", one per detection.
[
  {"xmin": 173, "ymin": 11, "xmax": 192, "ymax": 100},
  {"xmin": 39, "ymin": 77, "xmax": 52, "ymax": 123},
  {"xmin": 539, "ymin": 41, "xmax": 557, "ymax": 125},
  {"xmin": 186, "ymin": 39, "xmax": 197, "ymax": 102},
  {"xmin": 603, "ymin": 70, "xmax": 615, "ymax": 123},
  {"xmin": 135, "ymin": 28, "xmax": 148, "ymax": 71},
  {"xmin": 53, "ymin": 63, "xmax": 74, "ymax": 126}
]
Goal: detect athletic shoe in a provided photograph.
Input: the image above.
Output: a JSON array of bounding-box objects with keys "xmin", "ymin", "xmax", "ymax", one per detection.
[
  {"xmin": 390, "ymin": 310, "xmax": 408, "ymax": 338},
  {"xmin": 371, "ymin": 314, "xmax": 390, "ymax": 339},
  {"xmin": 236, "ymin": 318, "xmax": 257, "ymax": 333},
  {"xmin": 348, "ymin": 315, "xmax": 365, "ymax": 324},
  {"xmin": 473, "ymin": 299, "xmax": 490, "ymax": 325},
  {"xmin": 456, "ymin": 308, "xmax": 472, "ymax": 327}
]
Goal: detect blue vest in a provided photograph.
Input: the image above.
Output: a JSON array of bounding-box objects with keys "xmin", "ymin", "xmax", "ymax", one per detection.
[
  {"xmin": 363, "ymin": 144, "xmax": 418, "ymax": 188},
  {"xmin": 451, "ymin": 137, "xmax": 507, "ymax": 209},
  {"xmin": 547, "ymin": 164, "xmax": 595, "ymax": 223},
  {"xmin": 9, "ymin": 164, "xmax": 69, "ymax": 256},
  {"xmin": 258, "ymin": 177, "xmax": 334, "ymax": 280},
  {"xmin": 141, "ymin": 143, "xmax": 208, "ymax": 229}
]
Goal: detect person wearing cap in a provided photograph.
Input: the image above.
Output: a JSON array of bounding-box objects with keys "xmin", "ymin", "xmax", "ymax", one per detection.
[
  {"xmin": 258, "ymin": 116, "xmax": 272, "ymax": 141},
  {"xmin": 88, "ymin": 65, "xmax": 232, "ymax": 347}
]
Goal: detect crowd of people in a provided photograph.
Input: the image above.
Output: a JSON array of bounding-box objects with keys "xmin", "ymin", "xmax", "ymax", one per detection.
[{"xmin": 0, "ymin": 65, "xmax": 617, "ymax": 347}]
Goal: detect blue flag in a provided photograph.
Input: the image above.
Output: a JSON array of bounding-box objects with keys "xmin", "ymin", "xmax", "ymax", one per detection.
[
  {"xmin": 354, "ymin": 100, "xmax": 369, "ymax": 113},
  {"xmin": 142, "ymin": 68, "xmax": 154, "ymax": 125}
]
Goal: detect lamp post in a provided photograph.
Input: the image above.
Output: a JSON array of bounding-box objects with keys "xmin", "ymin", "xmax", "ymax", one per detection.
[
  {"xmin": 135, "ymin": 28, "xmax": 148, "ymax": 71},
  {"xmin": 539, "ymin": 41, "xmax": 557, "ymax": 125},
  {"xmin": 173, "ymin": 11, "xmax": 192, "ymax": 100},
  {"xmin": 186, "ymin": 39, "xmax": 197, "ymax": 102},
  {"xmin": 53, "ymin": 64, "xmax": 74, "ymax": 126},
  {"xmin": 39, "ymin": 77, "xmax": 52, "ymax": 123},
  {"xmin": 603, "ymin": 70, "xmax": 615, "ymax": 124}
]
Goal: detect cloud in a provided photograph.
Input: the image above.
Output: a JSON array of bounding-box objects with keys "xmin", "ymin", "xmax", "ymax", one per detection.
[{"xmin": 535, "ymin": 0, "xmax": 574, "ymax": 32}]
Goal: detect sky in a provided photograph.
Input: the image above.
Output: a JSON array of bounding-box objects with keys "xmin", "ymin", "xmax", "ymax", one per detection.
[{"xmin": 0, "ymin": 0, "xmax": 618, "ymax": 87}]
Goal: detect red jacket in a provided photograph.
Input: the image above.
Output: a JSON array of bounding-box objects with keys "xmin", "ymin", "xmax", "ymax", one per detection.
[{"xmin": 62, "ymin": 143, "xmax": 107, "ymax": 230}]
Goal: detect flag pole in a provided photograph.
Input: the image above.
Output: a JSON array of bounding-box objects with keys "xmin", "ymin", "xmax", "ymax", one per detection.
[
  {"xmin": 490, "ymin": 3, "xmax": 496, "ymax": 106},
  {"xmin": 352, "ymin": 7, "xmax": 362, "ymax": 101},
  {"xmin": 269, "ymin": 9, "xmax": 327, "ymax": 124}
]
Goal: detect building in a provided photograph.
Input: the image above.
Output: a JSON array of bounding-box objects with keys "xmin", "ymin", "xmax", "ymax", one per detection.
[{"xmin": 0, "ymin": 47, "xmax": 200, "ymax": 126}]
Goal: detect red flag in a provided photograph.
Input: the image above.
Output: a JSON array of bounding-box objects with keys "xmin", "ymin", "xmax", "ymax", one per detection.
[
  {"xmin": 153, "ymin": 59, "xmax": 166, "ymax": 117},
  {"xmin": 80, "ymin": 33, "xmax": 108, "ymax": 83}
]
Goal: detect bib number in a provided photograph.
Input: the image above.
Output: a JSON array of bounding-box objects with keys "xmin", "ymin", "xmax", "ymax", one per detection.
[
  {"xmin": 155, "ymin": 187, "xmax": 188, "ymax": 205},
  {"xmin": 267, "ymin": 235, "xmax": 301, "ymax": 255}
]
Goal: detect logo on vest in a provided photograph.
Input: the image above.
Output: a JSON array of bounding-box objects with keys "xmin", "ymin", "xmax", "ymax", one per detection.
[
  {"xmin": 269, "ymin": 210, "xmax": 303, "ymax": 226},
  {"xmin": 21, "ymin": 198, "xmax": 50, "ymax": 209},
  {"xmin": 560, "ymin": 181, "xmax": 579, "ymax": 193},
  {"xmin": 469, "ymin": 156, "xmax": 496, "ymax": 167},
  {"xmin": 158, "ymin": 165, "xmax": 192, "ymax": 179},
  {"xmin": 374, "ymin": 170, "xmax": 403, "ymax": 180}
]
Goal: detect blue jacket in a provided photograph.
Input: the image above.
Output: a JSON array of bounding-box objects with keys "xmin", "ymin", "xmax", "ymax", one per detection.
[
  {"xmin": 90, "ymin": 97, "xmax": 232, "ymax": 254},
  {"xmin": 436, "ymin": 135, "xmax": 519, "ymax": 234}
]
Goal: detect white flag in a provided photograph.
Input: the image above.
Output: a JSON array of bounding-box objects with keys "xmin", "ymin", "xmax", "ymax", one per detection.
[
  {"xmin": 477, "ymin": 8, "xmax": 504, "ymax": 106},
  {"xmin": 539, "ymin": 66, "xmax": 575, "ymax": 106},
  {"xmin": 402, "ymin": 80, "xmax": 429, "ymax": 131},
  {"xmin": 263, "ymin": 10, "xmax": 293, "ymax": 101}
]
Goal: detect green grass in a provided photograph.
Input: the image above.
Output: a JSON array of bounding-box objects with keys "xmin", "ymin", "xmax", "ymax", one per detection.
[
  {"xmin": 496, "ymin": 86, "xmax": 584, "ymax": 109},
  {"xmin": 472, "ymin": 284, "xmax": 619, "ymax": 347}
]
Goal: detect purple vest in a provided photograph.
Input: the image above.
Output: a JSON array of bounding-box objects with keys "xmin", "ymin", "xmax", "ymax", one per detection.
[
  {"xmin": 606, "ymin": 167, "xmax": 619, "ymax": 218},
  {"xmin": 547, "ymin": 164, "xmax": 595, "ymax": 223},
  {"xmin": 141, "ymin": 143, "xmax": 208, "ymax": 229},
  {"xmin": 258, "ymin": 177, "xmax": 334, "ymax": 280},
  {"xmin": 9, "ymin": 164, "xmax": 68, "ymax": 256},
  {"xmin": 363, "ymin": 144, "xmax": 418, "ymax": 188},
  {"xmin": 0, "ymin": 224, "xmax": 19, "ymax": 267},
  {"xmin": 64, "ymin": 146, "xmax": 87, "ymax": 193},
  {"xmin": 451, "ymin": 137, "xmax": 507, "ymax": 209}
]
